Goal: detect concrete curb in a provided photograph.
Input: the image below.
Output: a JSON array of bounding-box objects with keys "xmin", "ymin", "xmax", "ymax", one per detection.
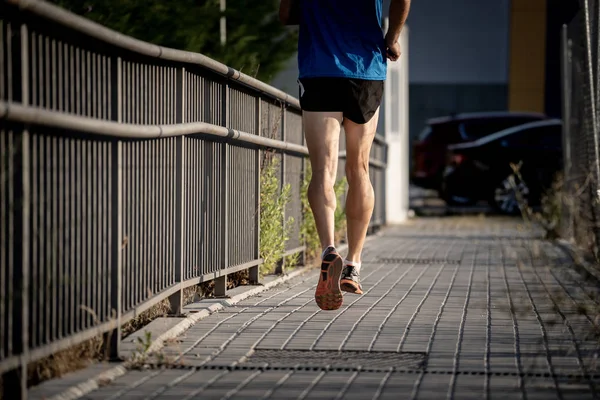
[
  {"xmin": 43, "ymin": 261, "xmax": 321, "ymax": 400},
  {"xmin": 555, "ymin": 238, "xmax": 600, "ymax": 286}
]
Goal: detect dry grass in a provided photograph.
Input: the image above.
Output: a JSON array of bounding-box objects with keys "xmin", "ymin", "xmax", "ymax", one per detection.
[
  {"xmin": 23, "ymin": 270, "xmax": 256, "ymax": 391},
  {"xmin": 26, "ymin": 336, "xmax": 105, "ymax": 388}
]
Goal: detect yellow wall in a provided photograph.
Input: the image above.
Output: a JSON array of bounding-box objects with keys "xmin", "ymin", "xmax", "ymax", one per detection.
[{"xmin": 508, "ymin": 0, "xmax": 547, "ymax": 112}]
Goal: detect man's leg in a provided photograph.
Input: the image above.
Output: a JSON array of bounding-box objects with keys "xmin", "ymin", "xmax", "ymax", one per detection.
[
  {"xmin": 304, "ymin": 111, "xmax": 342, "ymax": 250},
  {"xmin": 303, "ymin": 111, "xmax": 345, "ymax": 310},
  {"xmin": 339, "ymin": 108, "xmax": 379, "ymax": 294}
]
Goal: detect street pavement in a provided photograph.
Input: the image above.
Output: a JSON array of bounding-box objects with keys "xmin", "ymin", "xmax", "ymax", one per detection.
[{"xmin": 48, "ymin": 217, "xmax": 600, "ymax": 399}]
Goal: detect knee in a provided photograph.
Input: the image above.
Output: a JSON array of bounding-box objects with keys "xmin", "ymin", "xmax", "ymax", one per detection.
[
  {"xmin": 345, "ymin": 159, "xmax": 369, "ymax": 183},
  {"xmin": 310, "ymin": 165, "xmax": 337, "ymax": 188}
]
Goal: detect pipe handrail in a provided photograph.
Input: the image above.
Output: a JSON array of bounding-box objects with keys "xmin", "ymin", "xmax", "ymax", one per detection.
[{"xmin": 0, "ymin": 101, "xmax": 309, "ymax": 154}]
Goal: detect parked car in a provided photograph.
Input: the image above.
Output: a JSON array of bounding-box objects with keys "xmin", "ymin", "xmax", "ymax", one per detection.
[
  {"xmin": 411, "ymin": 111, "xmax": 549, "ymax": 191},
  {"xmin": 440, "ymin": 119, "xmax": 563, "ymax": 214}
]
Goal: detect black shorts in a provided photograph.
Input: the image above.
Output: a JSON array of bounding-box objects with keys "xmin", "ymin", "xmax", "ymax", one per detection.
[{"xmin": 298, "ymin": 77, "xmax": 384, "ymax": 124}]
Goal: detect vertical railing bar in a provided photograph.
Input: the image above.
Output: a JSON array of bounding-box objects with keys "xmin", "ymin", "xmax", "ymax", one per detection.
[
  {"xmin": 95, "ymin": 53, "xmax": 100, "ymax": 118},
  {"xmin": 0, "ymin": 20, "xmax": 4, "ymax": 100},
  {"xmin": 85, "ymin": 136, "xmax": 92, "ymax": 329},
  {"xmin": 74, "ymin": 135, "xmax": 82, "ymax": 333},
  {"xmin": 30, "ymin": 132, "xmax": 38, "ymax": 349},
  {"xmin": 67, "ymin": 139, "xmax": 74, "ymax": 334},
  {"xmin": 249, "ymin": 96, "xmax": 261, "ymax": 283},
  {"xmin": 86, "ymin": 49, "xmax": 91, "ymax": 117},
  {"xmin": 37, "ymin": 34, "xmax": 43, "ymax": 107},
  {"xmin": 148, "ymin": 138, "xmax": 155, "ymax": 297},
  {"xmin": 68, "ymin": 43, "xmax": 73, "ymax": 114},
  {"xmin": 48, "ymin": 79, "xmax": 59, "ymax": 344},
  {"xmin": 107, "ymin": 55, "xmax": 122, "ymax": 360},
  {"xmin": 90, "ymin": 50, "xmax": 96, "ymax": 117},
  {"xmin": 142, "ymin": 64, "xmax": 147, "ymax": 124},
  {"xmin": 561, "ymin": 24, "xmax": 572, "ymax": 237},
  {"xmin": 62, "ymin": 135, "xmax": 70, "ymax": 335},
  {"xmin": 277, "ymin": 104, "xmax": 286, "ymax": 273},
  {"xmin": 130, "ymin": 140, "xmax": 136, "ymax": 310},
  {"xmin": 136, "ymin": 62, "xmax": 141, "ymax": 123},
  {"xmin": 214, "ymin": 80, "xmax": 229, "ymax": 297},
  {"xmin": 75, "ymin": 45, "xmax": 81, "ymax": 115},
  {"xmin": 162, "ymin": 138, "xmax": 168, "ymax": 291},
  {"xmin": 29, "ymin": 31, "xmax": 36, "ymax": 108},
  {"xmin": 21, "ymin": 20, "xmax": 30, "ymax": 399},
  {"xmin": 169, "ymin": 66, "xmax": 185, "ymax": 313},
  {"xmin": 141, "ymin": 139, "xmax": 148, "ymax": 306},
  {"xmin": 99, "ymin": 141, "xmax": 106, "ymax": 323},
  {"xmin": 51, "ymin": 38, "xmax": 56, "ymax": 110},
  {"xmin": 85, "ymin": 137, "xmax": 92, "ymax": 330},
  {"xmin": 59, "ymin": 41, "xmax": 65, "ymax": 112},
  {"xmin": 159, "ymin": 65, "xmax": 163, "ymax": 124},
  {"xmin": 55, "ymin": 135, "xmax": 63, "ymax": 340},
  {"xmin": 165, "ymin": 135, "xmax": 171, "ymax": 291},
  {"xmin": 44, "ymin": 36, "xmax": 49, "ymax": 109}
]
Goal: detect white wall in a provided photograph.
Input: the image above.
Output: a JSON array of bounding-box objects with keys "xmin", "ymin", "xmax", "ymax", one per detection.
[{"xmin": 384, "ymin": 27, "xmax": 410, "ymax": 224}]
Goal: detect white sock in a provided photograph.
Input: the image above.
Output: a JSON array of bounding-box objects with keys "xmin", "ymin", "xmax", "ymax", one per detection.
[
  {"xmin": 344, "ymin": 259, "xmax": 361, "ymax": 273},
  {"xmin": 322, "ymin": 245, "xmax": 336, "ymax": 259}
]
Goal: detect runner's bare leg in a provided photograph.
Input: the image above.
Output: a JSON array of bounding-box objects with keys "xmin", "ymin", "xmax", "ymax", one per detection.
[
  {"xmin": 343, "ymin": 108, "xmax": 380, "ymax": 263},
  {"xmin": 303, "ymin": 111, "xmax": 343, "ymax": 251}
]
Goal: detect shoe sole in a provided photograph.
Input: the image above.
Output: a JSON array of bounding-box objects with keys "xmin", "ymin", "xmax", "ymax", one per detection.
[
  {"xmin": 315, "ymin": 252, "xmax": 344, "ymax": 310},
  {"xmin": 341, "ymin": 279, "xmax": 363, "ymax": 295}
]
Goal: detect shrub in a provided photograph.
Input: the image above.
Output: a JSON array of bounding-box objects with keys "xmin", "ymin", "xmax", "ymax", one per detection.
[{"xmin": 259, "ymin": 154, "xmax": 294, "ymax": 275}]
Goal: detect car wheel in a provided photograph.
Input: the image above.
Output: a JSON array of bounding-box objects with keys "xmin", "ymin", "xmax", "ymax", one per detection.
[{"xmin": 490, "ymin": 175, "xmax": 529, "ymax": 215}]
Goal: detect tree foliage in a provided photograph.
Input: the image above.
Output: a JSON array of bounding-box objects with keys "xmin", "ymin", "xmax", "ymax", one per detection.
[{"xmin": 50, "ymin": 0, "xmax": 297, "ymax": 82}]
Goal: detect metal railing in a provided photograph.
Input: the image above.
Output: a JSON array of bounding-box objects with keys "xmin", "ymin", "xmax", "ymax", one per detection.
[
  {"xmin": 561, "ymin": 1, "xmax": 600, "ymax": 255},
  {"xmin": 0, "ymin": 0, "xmax": 388, "ymax": 396}
]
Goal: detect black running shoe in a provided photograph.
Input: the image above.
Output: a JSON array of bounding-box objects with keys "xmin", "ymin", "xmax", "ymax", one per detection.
[{"xmin": 340, "ymin": 264, "xmax": 363, "ymax": 294}]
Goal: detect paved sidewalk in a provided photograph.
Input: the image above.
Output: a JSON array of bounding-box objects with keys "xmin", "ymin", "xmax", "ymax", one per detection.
[{"xmin": 51, "ymin": 217, "xmax": 600, "ymax": 399}]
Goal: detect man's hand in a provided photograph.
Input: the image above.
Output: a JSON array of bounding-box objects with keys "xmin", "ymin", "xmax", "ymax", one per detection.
[
  {"xmin": 386, "ymin": 0, "xmax": 410, "ymax": 61},
  {"xmin": 385, "ymin": 33, "xmax": 401, "ymax": 61}
]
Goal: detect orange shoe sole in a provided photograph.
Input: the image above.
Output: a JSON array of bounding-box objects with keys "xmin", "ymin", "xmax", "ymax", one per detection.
[
  {"xmin": 341, "ymin": 279, "xmax": 363, "ymax": 295},
  {"xmin": 315, "ymin": 252, "xmax": 344, "ymax": 310}
]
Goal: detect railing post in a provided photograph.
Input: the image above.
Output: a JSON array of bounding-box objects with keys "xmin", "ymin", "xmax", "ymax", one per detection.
[
  {"xmin": 560, "ymin": 24, "xmax": 573, "ymax": 240},
  {"xmin": 2, "ymin": 20, "xmax": 29, "ymax": 400},
  {"xmin": 169, "ymin": 66, "xmax": 185, "ymax": 314},
  {"xmin": 5, "ymin": 132, "xmax": 30, "ymax": 400},
  {"xmin": 298, "ymin": 112, "xmax": 306, "ymax": 267},
  {"xmin": 276, "ymin": 105, "xmax": 286, "ymax": 274},
  {"xmin": 107, "ymin": 56, "xmax": 122, "ymax": 361},
  {"xmin": 215, "ymin": 80, "xmax": 229, "ymax": 297},
  {"xmin": 249, "ymin": 96, "xmax": 261, "ymax": 284}
]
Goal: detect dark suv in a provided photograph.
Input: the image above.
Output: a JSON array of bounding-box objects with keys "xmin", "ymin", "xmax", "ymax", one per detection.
[{"xmin": 411, "ymin": 111, "xmax": 548, "ymax": 191}]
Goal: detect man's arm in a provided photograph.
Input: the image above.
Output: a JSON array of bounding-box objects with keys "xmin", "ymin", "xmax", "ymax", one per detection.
[
  {"xmin": 279, "ymin": 0, "xmax": 292, "ymax": 24},
  {"xmin": 385, "ymin": 0, "xmax": 411, "ymax": 60}
]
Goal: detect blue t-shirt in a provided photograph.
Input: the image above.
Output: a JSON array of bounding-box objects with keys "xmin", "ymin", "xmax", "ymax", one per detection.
[{"xmin": 298, "ymin": 0, "xmax": 386, "ymax": 80}]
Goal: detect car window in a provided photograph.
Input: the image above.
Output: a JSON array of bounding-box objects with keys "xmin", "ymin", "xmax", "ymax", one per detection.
[
  {"xmin": 500, "ymin": 125, "xmax": 562, "ymax": 149},
  {"xmin": 418, "ymin": 126, "xmax": 432, "ymax": 141},
  {"xmin": 459, "ymin": 118, "xmax": 540, "ymax": 140}
]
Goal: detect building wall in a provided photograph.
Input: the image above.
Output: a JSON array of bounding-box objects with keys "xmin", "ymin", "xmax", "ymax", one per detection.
[{"xmin": 406, "ymin": 0, "xmax": 511, "ymax": 143}]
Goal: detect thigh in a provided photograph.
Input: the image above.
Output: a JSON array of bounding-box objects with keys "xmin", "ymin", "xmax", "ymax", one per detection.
[
  {"xmin": 343, "ymin": 79, "xmax": 384, "ymax": 125},
  {"xmin": 303, "ymin": 111, "xmax": 343, "ymax": 177},
  {"xmin": 343, "ymin": 107, "xmax": 380, "ymax": 166}
]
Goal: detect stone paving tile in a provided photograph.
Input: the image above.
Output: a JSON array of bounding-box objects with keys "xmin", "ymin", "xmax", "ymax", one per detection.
[{"xmin": 76, "ymin": 217, "xmax": 600, "ymax": 399}]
